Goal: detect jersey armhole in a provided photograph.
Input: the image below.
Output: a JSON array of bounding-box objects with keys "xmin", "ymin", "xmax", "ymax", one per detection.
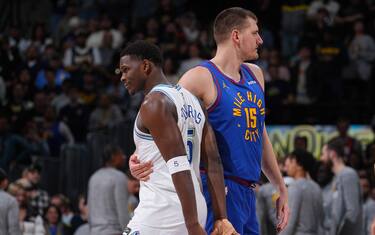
[
  {"xmin": 242, "ymin": 64, "xmax": 264, "ymax": 93},
  {"xmin": 196, "ymin": 65, "xmax": 222, "ymax": 113}
]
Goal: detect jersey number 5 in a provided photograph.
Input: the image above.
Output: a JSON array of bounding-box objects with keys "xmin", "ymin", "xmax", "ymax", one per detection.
[{"xmin": 187, "ymin": 128, "xmax": 195, "ymax": 164}]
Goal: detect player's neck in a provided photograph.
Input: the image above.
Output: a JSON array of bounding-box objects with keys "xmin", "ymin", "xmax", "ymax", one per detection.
[
  {"xmin": 212, "ymin": 47, "xmax": 243, "ymax": 81},
  {"xmin": 332, "ymin": 160, "xmax": 345, "ymax": 175},
  {"xmin": 144, "ymin": 72, "xmax": 170, "ymax": 94}
]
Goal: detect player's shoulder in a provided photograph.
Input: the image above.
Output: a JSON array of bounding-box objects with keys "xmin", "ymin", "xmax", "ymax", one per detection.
[
  {"xmin": 243, "ymin": 62, "xmax": 265, "ymax": 89},
  {"xmin": 178, "ymin": 65, "xmax": 215, "ymax": 100},
  {"xmin": 141, "ymin": 91, "xmax": 171, "ymax": 111},
  {"xmin": 180, "ymin": 65, "xmax": 213, "ymax": 81}
]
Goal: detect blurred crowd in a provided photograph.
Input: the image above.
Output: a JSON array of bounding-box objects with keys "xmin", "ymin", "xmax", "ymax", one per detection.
[{"xmin": 0, "ymin": 0, "xmax": 375, "ymax": 234}]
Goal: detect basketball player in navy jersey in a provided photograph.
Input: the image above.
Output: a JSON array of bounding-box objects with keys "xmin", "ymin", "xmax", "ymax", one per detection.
[{"xmin": 130, "ymin": 7, "xmax": 289, "ymax": 234}]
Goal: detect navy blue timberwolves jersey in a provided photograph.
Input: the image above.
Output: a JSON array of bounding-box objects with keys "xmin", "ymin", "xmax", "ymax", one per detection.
[{"xmin": 200, "ymin": 61, "xmax": 265, "ymax": 182}]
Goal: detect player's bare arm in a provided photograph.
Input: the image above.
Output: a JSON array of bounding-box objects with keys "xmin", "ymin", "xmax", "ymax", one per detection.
[
  {"xmin": 138, "ymin": 92, "xmax": 206, "ymax": 235},
  {"xmin": 199, "ymin": 104, "xmax": 239, "ymax": 235},
  {"xmin": 246, "ymin": 62, "xmax": 290, "ymax": 232}
]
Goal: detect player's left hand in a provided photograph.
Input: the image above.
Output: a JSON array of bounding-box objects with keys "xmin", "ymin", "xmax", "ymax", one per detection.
[
  {"xmin": 211, "ymin": 219, "xmax": 239, "ymax": 235},
  {"xmin": 276, "ymin": 189, "xmax": 289, "ymax": 233}
]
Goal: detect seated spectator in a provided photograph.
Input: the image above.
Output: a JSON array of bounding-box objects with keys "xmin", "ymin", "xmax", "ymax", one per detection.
[
  {"xmin": 51, "ymin": 80, "xmax": 72, "ymax": 115},
  {"xmin": 50, "ymin": 194, "xmax": 74, "ymax": 230},
  {"xmin": 43, "ymin": 106, "xmax": 74, "ymax": 157},
  {"xmin": 35, "ymin": 55, "xmax": 70, "ymax": 91},
  {"xmin": 8, "ymin": 181, "xmax": 45, "ymax": 235},
  {"xmin": 70, "ymin": 194, "xmax": 88, "ymax": 234},
  {"xmin": 88, "ymin": 94, "xmax": 123, "ymax": 131},
  {"xmin": 177, "ymin": 42, "xmax": 203, "ymax": 76},
  {"xmin": 44, "ymin": 205, "xmax": 67, "ymax": 235},
  {"xmin": 20, "ymin": 164, "xmax": 50, "ymax": 217},
  {"xmin": 59, "ymin": 86, "xmax": 90, "ymax": 143}
]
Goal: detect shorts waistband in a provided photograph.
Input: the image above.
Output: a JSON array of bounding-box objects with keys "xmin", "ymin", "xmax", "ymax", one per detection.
[{"xmin": 200, "ymin": 169, "xmax": 257, "ymax": 188}]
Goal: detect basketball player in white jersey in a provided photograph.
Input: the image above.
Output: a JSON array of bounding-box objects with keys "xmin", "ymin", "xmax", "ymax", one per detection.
[{"xmin": 118, "ymin": 40, "xmax": 238, "ymax": 235}]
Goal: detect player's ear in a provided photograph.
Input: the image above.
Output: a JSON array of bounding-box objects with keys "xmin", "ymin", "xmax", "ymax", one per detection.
[
  {"xmin": 142, "ymin": 59, "xmax": 152, "ymax": 75},
  {"xmin": 231, "ymin": 28, "xmax": 240, "ymax": 44}
]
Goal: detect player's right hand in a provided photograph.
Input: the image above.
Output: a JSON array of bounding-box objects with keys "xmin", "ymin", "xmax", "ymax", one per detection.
[
  {"xmin": 211, "ymin": 219, "xmax": 239, "ymax": 235},
  {"xmin": 187, "ymin": 223, "xmax": 207, "ymax": 235},
  {"xmin": 129, "ymin": 153, "xmax": 153, "ymax": 181}
]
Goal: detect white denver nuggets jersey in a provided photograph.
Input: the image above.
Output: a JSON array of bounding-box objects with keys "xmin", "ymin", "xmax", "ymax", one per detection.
[{"xmin": 128, "ymin": 84, "xmax": 207, "ymax": 230}]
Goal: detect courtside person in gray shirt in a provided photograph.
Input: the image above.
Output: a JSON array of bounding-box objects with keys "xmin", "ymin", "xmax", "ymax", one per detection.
[
  {"xmin": 0, "ymin": 168, "xmax": 21, "ymax": 235},
  {"xmin": 88, "ymin": 145, "xmax": 129, "ymax": 235},
  {"xmin": 320, "ymin": 139, "xmax": 363, "ymax": 235},
  {"xmin": 280, "ymin": 150, "xmax": 324, "ymax": 235}
]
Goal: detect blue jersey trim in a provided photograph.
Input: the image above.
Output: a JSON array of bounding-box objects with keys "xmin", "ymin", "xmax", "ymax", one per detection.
[
  {"xmin": 208, "ymin": 61, "xmax": 245, "ymax": 85},
  {"xmin": 242, "ymin": 64, "xmax": 264, "ymax": 93},
  {"xmin": 134, "ymin": 128, "xmax": 153, "ymax": 141},
  {"xmin": 197, "ymin": 61, "xmax": 222, "ymax": 113}
]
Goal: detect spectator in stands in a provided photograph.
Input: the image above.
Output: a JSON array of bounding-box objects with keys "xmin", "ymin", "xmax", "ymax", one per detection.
[
  {"xmin": 23, "ymin": 164, "xmax": 50, "ymax": 217},
  {"xmin": 98, "ymin": 31, "xmax": 116, "ymax": 69},
  {"xmin": 35, "ymin": 54, "xmax": 70, "ymax": 92},
  {"xmin": 8, "ymin": 181, "xmax": 45, "ymax": 235},
  {"xmin": 0, "ymin": 115, "xmax": 46, "ymax": 171},
  {"xmin": 5, "ymin": 83, "xmax": 33, "ymax": 129},
  {"xmin": 79, "ymin": 72, "xmax": 98, "ymax": 108},
  {"xmin": 63, "ymin": 28, "xmax": 102, "ymax": 80},
  {"xmin": 280, "ymin": 0, "xmax": 309, "ymax": 58},
  {"xmin": 290, "ymin": 45, "xmax": 319, "ymax": 105},
  {"xmin": 335, "ymin": 0, "xmax": 368, "ymax": 37},
  {"xmin": 50, "ymin": 194, "xmax": 74, "ymax": 230},
  {"xmin": 86, "ymin": 15, "xmax": 123, "ymax": 50},
  {"xmin": 88, "ymin": 94, "xmax": 123, "ymax": 131},
  {"xmin": 320, "ymin": 138, "xmax": 363, "ymax": 234},
  {"xmin": 23, "ymin": 44, "xmax": 42, "ymax": 80},
  {"xmin": 346, "ymin": 20, "xmax": 375, "ymax": 81},
  {"xmin": 43, "ymin": 106, "xmax": 75, "ymax": 157},
  {"xmin": 307, "ymin": 0, "xmax": 340, "ymax": 24},
  {"xmin": 265, "ymin": 64, "xmax": 293, "ymax": 123},
  {"xmin": 315, "ymin": 28, "xmax": 346, "ymax": 104},
  {"xmin": 51, "ymin": 80, "xmax": 72, "ymax": 115},
  {"xmin": 0, "ymin": 35, "xmax": 22, "ymax": 81},
  {"xmin": 331, "ymin": 117, "xmax": 363, "ymax": 169},
  {"xmin": 88, "ymin": 144, "xmax": 129, "ymax": 235},
  {"xmin": 163, "ymin": 57, "xmax": 179, "ymax": 84},
  {"xmin": 44, "ymin": 204, "xmax": 67, "ymax": 235},
  {"xmin": 29, "ymin": 91, "xmax": 49, "ymax": 124},
  {"xmin": 70, "ymin": 194, "xmax": 88, "ymax": 234},
  {"xmin": 177, "ymin": 42, "xmax": 203, "ymax": 76},
  {"xmin": 280, "ymin": 150, "xmax": 324, "ymax": 235},
  {"xmin": 0, "ymin": 168, "xmax": 21, "ymax": 235},
  {"xmin": 59, "ymin": 85, "xmax": 90, "ymax": 143},
  {"xmin": 17, "ymin": 68, "xmax": 35, "ymax": 101}
]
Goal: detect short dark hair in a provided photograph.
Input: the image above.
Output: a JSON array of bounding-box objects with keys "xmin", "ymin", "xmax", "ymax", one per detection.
[
  {"xmin": 213, "ymin": 7, "xmax": 257, "ymax": 44},
  {"xmin": 0, "ymin": 168, "xmax": 7, "ymax": 183},
  {"xmin": 288, "ymin": 149, "xmax": 315, "ymax": 173},
  {"xmin": 120, "ymin": 40, "xmax": 163, "ymax": 67},
  {"xmin": 327, "ymin": 138, "xmax": 345, "ymax": 158},
  {"xmin": 102, "ymin": 144, "xmax": 123, "ymax": 165},
  {"xmin": 27, "ymin": 163, "xmax": 42, "ymax": 173}
]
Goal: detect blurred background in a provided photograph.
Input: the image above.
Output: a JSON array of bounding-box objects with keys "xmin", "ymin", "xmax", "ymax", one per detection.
[{"xmin": 0, "ymin": 0, "xmax": 375, "ymax": 234}]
